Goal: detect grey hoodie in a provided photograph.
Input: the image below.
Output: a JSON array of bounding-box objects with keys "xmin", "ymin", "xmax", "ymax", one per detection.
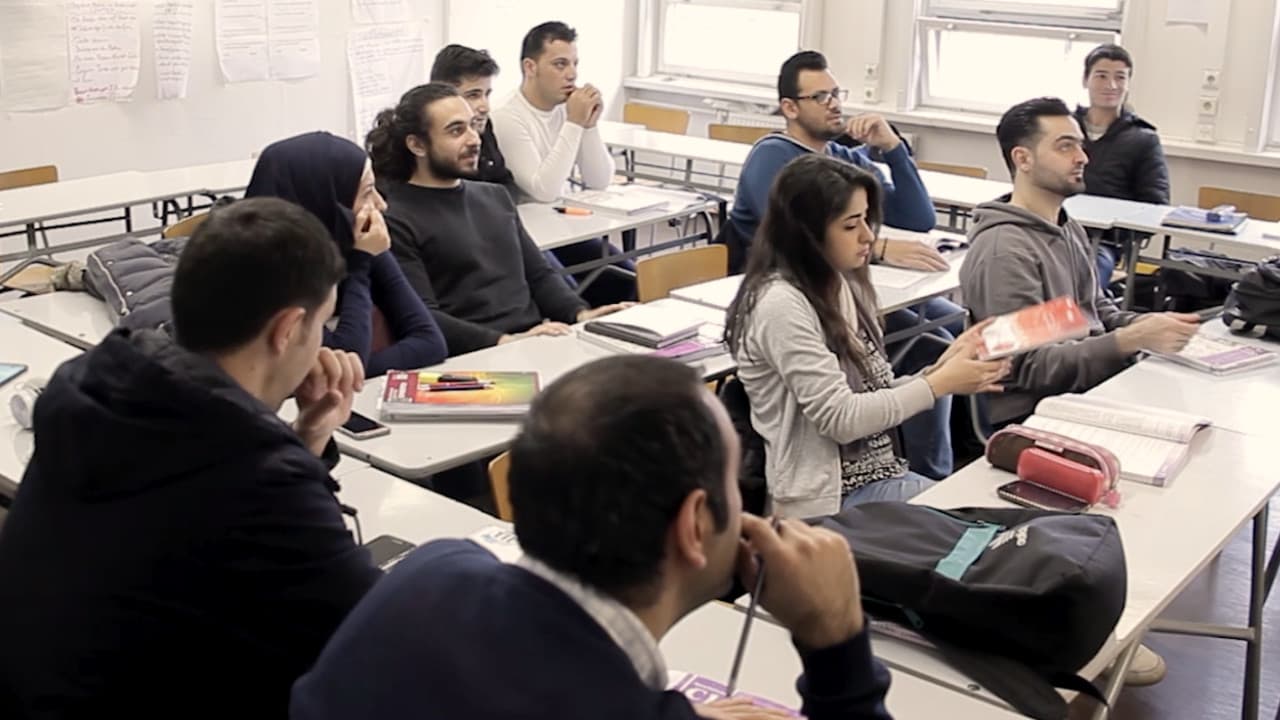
[{"xmin": 960, "ymin": 198, "xmax": 1139, "ymax": 423}]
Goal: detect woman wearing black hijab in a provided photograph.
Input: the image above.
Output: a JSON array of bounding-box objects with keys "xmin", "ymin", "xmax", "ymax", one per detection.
[{"xmin": 246, "ymin": 131, "xmax": 447, "ymax": 376}]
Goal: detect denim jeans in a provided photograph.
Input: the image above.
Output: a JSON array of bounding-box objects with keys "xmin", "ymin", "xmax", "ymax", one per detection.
[
  {"xmin": 1096, "ymin": 243, "xmax": 1118, "ymax": 292},
  {"xmin": 841, "ymin": 470, "xmax": 937, "ymax": 508},
  {"xmin": 884, "ymin": 297, "xmax": 964, "ymax": 479}
]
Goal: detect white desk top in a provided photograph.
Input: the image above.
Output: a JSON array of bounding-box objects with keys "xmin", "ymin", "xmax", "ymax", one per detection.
[
  {"xmin": 518, "ymin": 187, "xmax": 715, "ymax": 251},
  {"xmin": 600, "ymin": 122, "xmax": 750, "ymax": 167},
  {"xmin": 1116, "ymin": 206, "xmax": 1280, "ymax": 262},
  {"xmin": 0, "ymin": 291, "xmax": 116, "ymax": 349},
  {"xmin": 0, "ymin": 172, "xmax": 153, "ymax": 229},
  {"xmin": 139, "ymin": 159, "xmax": 257, "ymax": 198},
  {"xmin": 0, "ymin": 316, "xmax": 82, "ymax": 495},
  {"xmin": 1062, "ymin": 194, "xmax": 1161, "ymax": 231},
  {"xmin": 336, "ymin": 465, "xmax": 502, "ymax": 543},
  {"xmin": 917, "ymin": 170, "xmax": 1009, "ymax": 211}
]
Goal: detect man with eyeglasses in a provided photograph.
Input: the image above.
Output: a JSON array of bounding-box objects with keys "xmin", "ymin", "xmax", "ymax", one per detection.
[{"xmin": 720, "ymin": 49, "xmax": 963, "ymax": 481}]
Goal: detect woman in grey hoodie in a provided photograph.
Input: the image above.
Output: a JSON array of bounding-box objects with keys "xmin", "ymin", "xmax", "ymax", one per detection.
[{"xmin": 724, "ymin": 155, "xmax": 1009, "ymax": 518}]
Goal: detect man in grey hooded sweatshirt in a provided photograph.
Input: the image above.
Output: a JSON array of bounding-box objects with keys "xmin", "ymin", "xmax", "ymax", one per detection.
[{"xmin": 960, "ymin": 96, "xmax": 1198, "ymax": 428}]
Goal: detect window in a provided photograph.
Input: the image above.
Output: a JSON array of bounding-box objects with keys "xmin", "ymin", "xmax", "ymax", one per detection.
[
  {"xmin": 656, "ymin": 0, "xmax": 805, "ymax": 86},
  {"xmin": 915, "ymin": 1, "xmax": 1123, "ymax": 114}
]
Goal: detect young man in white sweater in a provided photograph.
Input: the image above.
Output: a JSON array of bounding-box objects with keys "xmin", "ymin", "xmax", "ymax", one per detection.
[{"xmin": 491, "ymin": 21, "xmax": 634, "ymax": 304}]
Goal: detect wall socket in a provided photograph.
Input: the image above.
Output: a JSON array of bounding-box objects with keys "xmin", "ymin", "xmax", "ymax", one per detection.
[
  {"xmin": 1202, "ymin": 68, "xmax": 1221, "ymax": 90},
  {"xmin": 864, "ymin": 63, "xmax": 879, "ymax": 81},
  {"xmin": 862, "ymin": 86, "xmax": 879, "ymax": 104},
  {"xmin": 1198, "ymin": 96, "xmax": 1218, "ymax": 116},
  {"xmin": 1195, "ymin": 123, "xmax": 1216, "ymax": 143}
]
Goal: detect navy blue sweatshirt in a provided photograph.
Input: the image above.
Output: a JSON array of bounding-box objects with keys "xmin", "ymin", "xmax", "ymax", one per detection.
[
  {"xmin": 0, "ymin": 328, "xmax": 380, "ymax": 718},
  {"xmin": 292, "ymin": 540, "xmax": 894, "ymax": 720}
]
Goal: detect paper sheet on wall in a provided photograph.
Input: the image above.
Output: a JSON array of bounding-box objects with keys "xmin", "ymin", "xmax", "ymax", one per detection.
[
  {"xmin": 268, "ymin": 0, "xmax": 319, "ymax": 80},
  {"xmin": 351, "ymin": 0, "xmax": 410, "ymax": 24},
  {"xmin": 154, "ymin": 0, "xmax": 193, "ymax": 99},
  {"xmin": 347, "ymin": 23, "xmax": 426, "ymax": 142},
  {"xmin": 1165, "ymin": 0, "xmax": 1211, "ymax": 25},
  {"xmin": 68, "ymin": 0, "xmax": 141, "ymax": 104},
  {"xmin": 215, "ymin": 0, "xmax": 269, "ymax": 82},
  {"xmin": 0, "ymin": 0, "xmax": 70, "ymax": 111}
]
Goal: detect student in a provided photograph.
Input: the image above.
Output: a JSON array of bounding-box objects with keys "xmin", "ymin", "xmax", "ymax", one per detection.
[
  {"xmin": 1073, "ymin": 44, "xmax": 1170, "ymax": 288},
  {"xmin": 960, "ymin": 96, "xmax": 1197, "ymax": 430},
  {"xmin": 430, "ymin": 44, "xmax": 516, "ymax": 193},
  {"xmin": 724, "ymin": 50, "xmax": 963, "ymax": 480},
  {"xmin": 369, "ymin": 83, "xmax": 630, "ymax": 355},
  {"xmin": 491, "ymin": 20, "xmax": 635, "ymax": 305},
  {"xmin": 246, "ymin": 131, "xmax": 447, "ymax": 376},
  {"xmin": 725, "ymin": 154, "xmax": 1008, "ymax": 517},
  {"xmin": 292, "ymin": 356, "xmax": 894, "ymax": 720},
  {"xmin": 0, "ymin": 198, "xmax": 381, "ymax": 717}
]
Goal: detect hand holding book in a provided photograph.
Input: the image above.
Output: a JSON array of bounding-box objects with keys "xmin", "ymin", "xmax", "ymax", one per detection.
[{"xmin": 924, "ymin": 319, "xmax": 1011, "ymax": 398}]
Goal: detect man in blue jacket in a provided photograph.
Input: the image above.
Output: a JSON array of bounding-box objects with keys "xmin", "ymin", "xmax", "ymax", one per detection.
[
  {"xmin": 0, "ymin": 198, "xmax": 381, "ymax": 718},
  {"xmin": 724, "ymin": 50, "xmax": 962, "ymax": 479},
  {"xmin": 292, "ymin": 356, "xmax": 893, "ymax": 720}
]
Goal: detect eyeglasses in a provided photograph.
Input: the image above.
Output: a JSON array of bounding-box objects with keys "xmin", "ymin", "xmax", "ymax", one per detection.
[{"xmin": 791, "ymin": 88, "xmax": 848, "ymax": 106}]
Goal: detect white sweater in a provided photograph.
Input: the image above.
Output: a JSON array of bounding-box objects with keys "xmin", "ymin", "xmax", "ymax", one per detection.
[{"xmin": 490, "ymin": 89, "xmax": 616, "ymax": 203}]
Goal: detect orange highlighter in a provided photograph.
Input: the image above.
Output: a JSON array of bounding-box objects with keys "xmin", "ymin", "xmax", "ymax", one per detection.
[{"xmin": 553, "ymin": 206, "xmax": 593, "ymax": 216}]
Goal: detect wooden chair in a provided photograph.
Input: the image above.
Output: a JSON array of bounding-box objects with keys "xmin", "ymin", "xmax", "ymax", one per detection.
[
  {"xmin": 0, "ymin": 165, "xmax": 59, "ymax": 250},
  {"xmin": 1198, "ymin": 186, "xmax": 1280, "ymax": 222},
  {"xmin": 708, "ymin": 124, "xmax": 772, "ymax": 145},
  {"xmin": 487, "ymin": 451, "xmax": 514, "ymax": 522},
  {"xmin": 636, "ymin": 245, "xmax": 728, "ymax": 303},
  {"xmin": 622, "ymin": 102, "xmax": 691, "ymax": 135},
  {"xmin": 916, "ymin": 161, "xmax": 988, "ymax": 179},
  {"xmin": 161, "ymin": 211, "xmax": 210, "ymax": 239}
]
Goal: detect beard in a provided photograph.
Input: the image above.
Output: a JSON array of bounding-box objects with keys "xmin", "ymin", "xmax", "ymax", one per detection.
[
  {"xmin": 1033, "ymin": 165, "xmax": 1086, "ymax": 198},
  {"xmin": 796, "ymin": 112, "xmax": 843, "ymax": 142},
  {"xmin": 427, "ymin": 147, "xmax": 479, "ymax": 180}
]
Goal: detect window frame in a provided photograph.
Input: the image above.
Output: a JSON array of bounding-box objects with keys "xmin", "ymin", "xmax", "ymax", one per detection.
[
  {"xmin": 923, "ymin": 0, "xmax": 1124, "ymax": 32},
  {"xmin": 653, "ymin": 0, "xmax": 808, "ymax": 87}
]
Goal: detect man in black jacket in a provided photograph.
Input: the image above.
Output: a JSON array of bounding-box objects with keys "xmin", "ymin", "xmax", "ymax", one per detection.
[
  {"xmin": 0, "ymin": 198, "xmax": 381, "ymax": 718},
  {"xmin": 1073, "ymin": 43, "xmax": 1171, "ymax": 289}
]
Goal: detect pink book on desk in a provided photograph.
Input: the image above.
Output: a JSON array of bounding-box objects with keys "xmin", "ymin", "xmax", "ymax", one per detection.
[{"xmin": 667, "ymin": 672, "xmax": 799, "ymax": 716}]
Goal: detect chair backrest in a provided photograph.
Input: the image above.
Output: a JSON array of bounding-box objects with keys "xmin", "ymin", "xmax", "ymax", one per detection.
[
  {"xmin": 0, "ymin": 165, "xmax": 58, "ymax": 191},
  {"xmin": 1198, "ymin": 186, "xmax": 1280, "ymax": 222},
  {"xmin": 636, "ymin": 245, "xmax": 728, "ymax": 303},
  {"xmin": 708, "ymin": 124, "xmax": 772, "ymax": 145},
  {"xmin": 916, "ymin": 161, "xmax": 988, "ymax": 179},
  {"xmin": 161, "ymin": 212, "xmax": 210, "ymax": 239},
  {"xmin": 622, "ymin": 102, "xmax": 690, "ymax": 135},
  {"xmin": 487, "ymin": 451, "xmax": 514, "ymax": 521}
]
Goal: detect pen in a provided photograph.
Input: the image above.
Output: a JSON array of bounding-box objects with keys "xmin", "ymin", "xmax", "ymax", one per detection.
[
  {"xmin": 726, "ymin": 518, "xmax": 775, "ymax": 697},
  {"xmin": 554, "ymin": 206, "xmax": 593, "ymax": 216},
  {"xmin": 424, "ymin": 381, "xmax": 493, "ymax": 392}
]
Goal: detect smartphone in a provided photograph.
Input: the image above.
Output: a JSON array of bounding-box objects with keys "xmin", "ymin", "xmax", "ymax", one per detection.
[
  {"xmin": 997, "ymin": 480, "xmax": 1090, "ymax": 513},
  {"xmin": 0, "ymin": 363, "xmax": 28, "ymax": 389},
  {"xmin": 364, "ymin": 534, "xmax": 417, "ymax": 569},
  {"xmin": 337, "ymin": 411, "xmax": 391, "ymax": 440}
]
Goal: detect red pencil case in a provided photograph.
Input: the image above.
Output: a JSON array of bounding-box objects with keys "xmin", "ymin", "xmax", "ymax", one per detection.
[{"xmin": 987, "ymin": 424, "xmax": 1121, "ymax": 508}]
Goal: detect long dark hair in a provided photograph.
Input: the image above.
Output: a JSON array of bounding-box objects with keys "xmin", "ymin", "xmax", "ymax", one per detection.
[
  {"xmin": 365, "ymin": 82, "xmax": 460, "ymax": 184},
  {"xmin": 725, "ymin": 153, "xmax": 884, "ymax": 376}
]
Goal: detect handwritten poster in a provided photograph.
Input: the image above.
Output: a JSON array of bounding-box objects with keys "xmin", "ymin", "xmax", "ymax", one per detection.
[
  {"xmin": 215, "ymin": 0, "xmax": 269, "ymax": 82},
  {"xmin": 0, "ymin": 0, "xmax": 70, "ymax": 111},
  {"xmin": 268, "ymin": 0, "xmax": 319, "ymax": 80},
  {"xmin": 154, "ymin": 0, "xmax": 193, "ymax": 99},
  {"xmin": 68, "ymin": 0, "xmax": 141, "ymax": 104},
  {"xmin": 352, "ymin": 0, "xmax": 410, "ymax": 24},
  {"xmin": 347, "ymin": 23, "xmax": 426, "ymax": 142}
]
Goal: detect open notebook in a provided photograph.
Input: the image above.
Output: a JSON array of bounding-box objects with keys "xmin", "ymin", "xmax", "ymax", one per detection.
[{"xmin": 1022, "ymin": 395, "xmax": 1211, "ymax": 487}]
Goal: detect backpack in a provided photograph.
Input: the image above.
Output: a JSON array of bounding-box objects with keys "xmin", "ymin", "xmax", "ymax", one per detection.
[
  {"xmin": 1223, "ymin": 257, "xmax": 1280, "ymax": 339},
  {"xmin": 814, "ymin": 502, "xmax": 1126, "ymax": 719}
]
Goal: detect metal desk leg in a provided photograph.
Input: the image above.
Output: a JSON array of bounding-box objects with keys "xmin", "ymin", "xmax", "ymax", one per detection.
[
  {"xmin": 1244, "ymin": 505, "xmax": 1267, "ymax": 720},
  {"xmin": 1090, "ymin": 639, "xmax": 1141, "ymax": 720},
  {"xmin": 1264, "ymin": 532, "xmax": 1279, "ymax": 601},
  {"xmin": 1123, "ymin": 228, "xmax": 1139, "ymax": 310}
]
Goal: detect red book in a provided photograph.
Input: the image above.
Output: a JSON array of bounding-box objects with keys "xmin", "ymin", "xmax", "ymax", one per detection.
[{"xmin": 979, "ymin": 297, "xmax": 1090, "ymax": 360}]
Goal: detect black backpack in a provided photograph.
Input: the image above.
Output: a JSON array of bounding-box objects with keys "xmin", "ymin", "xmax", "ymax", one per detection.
[
  {"xmin": 1223, "ymin": 258, "xmax": 1280, "ymax": 339},
  {"xmin": 814, "ymin": 502, "xmax": 1126, "ymax": 719}
]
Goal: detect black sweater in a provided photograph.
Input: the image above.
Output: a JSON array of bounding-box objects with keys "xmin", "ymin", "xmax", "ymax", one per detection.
[{"xmin": 384, "ymin": 180, "xmax": 587, "ymax": 355}]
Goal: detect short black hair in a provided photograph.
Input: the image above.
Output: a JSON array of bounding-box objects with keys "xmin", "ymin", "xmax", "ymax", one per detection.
[
  {"xmin": 430, "ymin": 44, "xmax": 499, "ymax": 84},
  {"xmin": 1083, "ymin": 43, "xmax": 1133, "ymax": 80},
  {"xmin": 366, "ymin": 83, "xmax": 461, "ymax": 183},
  {"xmin": 520, "ymin": 21, "xmax": 577, "ymax": 62},
  {"xmin": 778, "ymin": 50, "xmax": 828, "ymax": 101},
  {"xmin": 172, "ymin": 198, "xmax": 345, "ymax": 353},
  {"xmin": 510, "ymin": 356, "xmax": 731, "ymax": 607},
  {"xmin": 996, "ymin": 96, "xmax": 1073, "ymax": 177}
]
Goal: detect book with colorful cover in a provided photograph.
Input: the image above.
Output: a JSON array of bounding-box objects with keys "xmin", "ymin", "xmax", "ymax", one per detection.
[
  {"xmin": 979, "ymin": 297, "xmax": 1091, "ymax": 360},
  {"xmin": 666, "ymin": 671, "xmax": 799, "ymax": 716},
  {"xmin": 1161, "ymin": 205, "xmax": 1247, "ymax": 234},
  {"xmin": 1152, "ymin": 333, "xmax": 1278, "ymax": 375},
  {"xmin": 378, "ymin": 370, "xmax": 540, "ymax": 421}
]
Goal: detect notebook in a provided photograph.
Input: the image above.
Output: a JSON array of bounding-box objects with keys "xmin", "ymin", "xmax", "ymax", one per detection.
[
  {"xmin": 1021, "ymin": 394, "xmax": 1211, "ymax": 487},
  {"xmin": 561, "ymin": 187, "xmax": 671, "ymax": 216},
  {"xmin": 666, "ymin": 672, "xmax": 799, "ymax": 716},
  {"xmin": 979, "ymin": 297, "xmax": 1091, "ymax": 360},
  {"xmin": 378, "ymin": 370, "xmax": 540, "ymax": 421},
  {"xmin": 579, "ymin": 321, "xmax": 727, "ymax": 364},
  {"xmin": 1161, "ymin": 206, "xmax": 1247, "ymax": 234},
  {"xmin": 1151, "ymin": 333, "xmax": 1278, "ymax": 375},
  {"xmin": 583, "ymin": 298, "xmax": 704, "ymax": 349}
]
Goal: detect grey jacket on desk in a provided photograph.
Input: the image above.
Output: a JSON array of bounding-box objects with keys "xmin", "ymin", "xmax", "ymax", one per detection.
[
  {"xmin": 733, "ymin": 277, "xmax": 936, "ymax": 518},
  {"xmin": 960, "ymin": 199, "xmax": 1140, "ymax": 424}
]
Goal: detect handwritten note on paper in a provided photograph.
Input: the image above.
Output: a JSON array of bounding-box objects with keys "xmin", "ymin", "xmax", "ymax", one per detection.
[
  {"xmin": 347, "ymin": 23, "xmax": 426, "ymax": 141},
  {"xmin": 215, "ymin": 0, "xmax": 269, "ymax": 83},
  {"xmin": 268, "ymin": 0, "xmax": 319, "ymax": 80},
  {"xmin": 154, "ymin": 0, "xmax": 193, "ymax": 99},
  {"xmin": 0, "ymin": 0, "xmax": 70, "ymax": 111},
  {"xmin": 68, "ymin": 0, "xmax": 141, "ymax": 104},
  {"xmin": 352, "ymin": 0, "xmax": 410, "ymax": 24}
]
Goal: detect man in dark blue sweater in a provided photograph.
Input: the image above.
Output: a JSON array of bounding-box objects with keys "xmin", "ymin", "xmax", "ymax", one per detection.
[{"xmin": 292, "ymin": 356, "xmax": 894, "ymax": 720}]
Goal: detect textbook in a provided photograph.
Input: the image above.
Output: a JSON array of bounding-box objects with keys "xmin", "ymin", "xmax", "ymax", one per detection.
[
  {"xmin": 579, "ymin": 321, "xmax": 727, "ymax": 364},
  {"xmin": 666, "ymin": 672, "xmax": 799, "ymax": 716},
  {"xmin": 1161, "ymin": 205, "xmax": 1247, "ymax": 234},
  {"xmin": 978, "ymin": 297, "xmax": 1091, "ymax": 360},
  {"xmin": 583, "ymin": 298, "xmax": 703, "ymax": 349},
  {"xmin": 1151, "ymin": 333, "xmax": 1278, "ymax": 375},
  {"xmin": 1022, "ymin": 394, "xmax": 1211, "ymax": 487},
  {"xmin": 560, "ymin": 187, "xmax": 671, "ymax": 216},
  {"xmin": 378, "ymin": 370, "xmax": 540, "ymax": 421}
]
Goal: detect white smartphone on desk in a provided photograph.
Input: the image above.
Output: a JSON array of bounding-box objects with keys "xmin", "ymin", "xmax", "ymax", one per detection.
[
  {"xmin": 0, "ymin": 363, "xmax": 29, "ymax": 389},
  {"xmin": 337, "ymin": 411, "xmax": 390, "ymax": 440}
]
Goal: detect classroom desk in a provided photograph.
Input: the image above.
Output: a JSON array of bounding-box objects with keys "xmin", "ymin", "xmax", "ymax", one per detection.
[
  {"xmin": 1061, "ymin": 194, "xmax": 1161, "ymax": 232},
  {"xmin": 0, "ymin": 291, "xmax": 116, "ymax": 350},
  {"xmin": 517, "ymin": 187, "xmax": 716, "ymax": 252},
  {"xmin": 0, "ymin": 316, "xmax": 82, "ymax": 497},
  {"xmin": 336, "ymin": 465, "xmax": 502, "ymax": 543}
]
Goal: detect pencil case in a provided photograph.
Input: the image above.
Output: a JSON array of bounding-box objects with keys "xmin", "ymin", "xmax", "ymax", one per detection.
[{"xmin": 986, "ymin": 425, "xmax": 1121, "ymax": 508}]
